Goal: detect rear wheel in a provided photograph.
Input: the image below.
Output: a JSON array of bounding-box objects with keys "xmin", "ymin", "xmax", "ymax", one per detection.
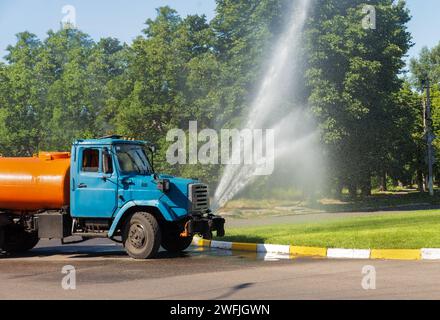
[
  {"xmin": 161, "ymin": 232, "xmax": 193, "ymax": 253},
  {"xmin": 21, "ymin": 231, "xmax": 40, "ymax": 251},
  {"xmin": 122, "ymin": 212, "xmax": 161, "ymax": 259},
  {"xmin": 0, "ymin": 226, "xmax": 39, "ymax": 254}
]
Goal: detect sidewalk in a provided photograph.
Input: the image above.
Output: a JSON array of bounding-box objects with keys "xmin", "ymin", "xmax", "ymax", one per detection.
[{"xmin": 225, "ymin": 204, "xmax": 440, "ymax": 228}]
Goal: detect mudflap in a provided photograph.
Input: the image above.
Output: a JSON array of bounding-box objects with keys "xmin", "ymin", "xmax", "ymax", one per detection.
[
  {"xmin": 0, "ymin": 227, "xmax": 4, "ymax": 249},
  {"xmin": 0, "ymin": 214, "xmax": 9, "ymax": 227},
  {"xmin": 0, "ymin": 214, "xmax": 9, "ymax": 249},
  {"xmin": 186, "ymin": 214, "xmax": 225, "ymax": 238}
]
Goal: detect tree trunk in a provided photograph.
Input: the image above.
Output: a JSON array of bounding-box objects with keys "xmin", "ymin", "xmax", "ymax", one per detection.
[
  {"xmin": 379, "ymin": 171, "xmax": 387, "ymax": 192},
  {"xmin": 417, "ymin": 170, "xmax": 425, "ymax": 192},
  {"xmin": 335, "ymin": 179, "xmax": 344, "ymax": 199},
  {"xmin": 348, "ymin": 181, "xmax": 357, "ymax": 199},
  {"xmin": 361, "ymin": 176, "xmax": 372, "ymax": 197}
]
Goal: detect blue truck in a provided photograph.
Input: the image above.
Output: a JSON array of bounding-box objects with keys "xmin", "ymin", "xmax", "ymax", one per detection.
[{"xmin": 0, "ymin": 136, "xmax": 225, "ymax": 259}]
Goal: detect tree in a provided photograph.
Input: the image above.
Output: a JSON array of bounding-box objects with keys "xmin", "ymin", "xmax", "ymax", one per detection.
[
  {"xmin": 389, "ymin": 81, "xmax": 424, "ymax": 190},
  {"xmin": 113, "ymin": 7, "xmax": 222, "ymax": 180},
  {"xmin": 211, "ymin": 0, "xmax": 291, "ymax": 127},
  {"xmin": 0, "ymin": 32, "xmax": 42, "ymax": 156},
  {"xmin": 39, "ymin": 29, "xmax": 99, "ymax": 150},
  {"xmin": 410, "ymin": 43, "xmax": 440, "ymax": 188},
  {"xmin": 410, "ymin": 44, "xmax": 440, "ymax": 88},
  {"xmin": 0, "ymin": 1, "xmax": 420, "ymax": 196},
  {"xmin": 305, "ymin": 0, "xmax": 412, "ymax": 196}
]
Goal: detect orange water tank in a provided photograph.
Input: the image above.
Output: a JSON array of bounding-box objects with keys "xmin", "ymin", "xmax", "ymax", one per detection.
[{"xmin": 0, "ymin": 152, "xmax": 71, "ymax": 213}]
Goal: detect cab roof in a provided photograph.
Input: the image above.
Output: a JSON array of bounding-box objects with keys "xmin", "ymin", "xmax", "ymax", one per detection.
[{"xmin": 74, "ymin": 135, "xmax": 149, "ymax": 146}]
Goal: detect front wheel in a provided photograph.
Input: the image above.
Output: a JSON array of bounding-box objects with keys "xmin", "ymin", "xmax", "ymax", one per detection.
[
  {"xmin": 122, "ymin": 212, "xmax": 161, "ymax": 259},
  {"xmin": 161, "ymin": 232, "xmax": 193, "ymax": 253},
  {"xmin": 202, "ymin": 231, "xmax": 213, "ymax": 240}
]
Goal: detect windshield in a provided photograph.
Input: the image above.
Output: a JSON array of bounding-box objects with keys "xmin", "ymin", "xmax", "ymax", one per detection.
[{"xmin": 115, "ymin": 144, "xmax": 153, "ymax": 175}]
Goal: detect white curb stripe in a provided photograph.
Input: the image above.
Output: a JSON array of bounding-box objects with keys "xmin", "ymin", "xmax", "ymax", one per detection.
[
  {"xmin": 421, "ymin": 248, "xmax": 440, "ymax": 260},
  {"xmin": 257, "ymin": 244, "xmax": 290, "ymax": 254},
  {"xmin": 327, "ymin": 248, "xmax": 371, "ymax": 259},
  {"xmin": 257, "ymin": 252, "xmax": 291, "ymax": 261},
  {"xmin": 210, "ymin": 240, "xmax": 232, "ymax": 250}
]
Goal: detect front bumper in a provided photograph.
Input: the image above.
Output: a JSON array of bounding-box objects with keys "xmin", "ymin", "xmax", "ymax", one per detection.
[{"xmin": 186, "ymin": 214, "xmax": 225, "ymax": 238}]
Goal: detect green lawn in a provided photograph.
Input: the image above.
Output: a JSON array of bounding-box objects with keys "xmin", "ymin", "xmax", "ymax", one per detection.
[{"xmin": 218, "ymin": 210, "xmax": 440, "ymax": 249}]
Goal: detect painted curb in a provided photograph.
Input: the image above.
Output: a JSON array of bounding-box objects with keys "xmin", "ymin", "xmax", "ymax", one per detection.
[
  {"xmin": 192, "ymin": 237, "xmax": 440, "ymax": 261},
  {"xmin": 371, "ymin": 249, "xmax": 421, "ymax": 261},
  {"xmin": 327, "ymin": 248, "xmax": 371, "ymax": 259},
  {"xmin": 421, "ymin": 248, "xmax": 440, "ymax": 260}
]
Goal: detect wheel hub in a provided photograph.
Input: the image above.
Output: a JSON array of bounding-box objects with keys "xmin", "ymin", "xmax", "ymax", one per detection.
[{"xmin": 129, "ymin": 224, "xmax": 146, "ymax": 249}]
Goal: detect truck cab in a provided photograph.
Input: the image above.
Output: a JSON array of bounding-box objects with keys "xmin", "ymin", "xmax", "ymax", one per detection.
[{"xmin": 0, "ymin": 136, "xmax": 225, "ymax": 259}]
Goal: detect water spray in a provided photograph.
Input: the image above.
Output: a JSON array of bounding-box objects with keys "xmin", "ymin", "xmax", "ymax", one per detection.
[{"xmin": 213, "ymin": 0, "xmax": 316, "ymax": 210}]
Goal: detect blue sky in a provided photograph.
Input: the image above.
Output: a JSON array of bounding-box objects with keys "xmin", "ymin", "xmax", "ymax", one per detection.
[{"xmin": 0, "ymin": 0, "xmax": 438, "ymax": 63}]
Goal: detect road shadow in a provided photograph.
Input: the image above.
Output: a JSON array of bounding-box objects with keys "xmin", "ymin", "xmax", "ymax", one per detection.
[
  {"xmin": 0, "ymin": 246, "xmax": 195, "ymax": 260},
  {"xmin": 212, "ymin": 282, "xmax": 256, "ymax": 299}
]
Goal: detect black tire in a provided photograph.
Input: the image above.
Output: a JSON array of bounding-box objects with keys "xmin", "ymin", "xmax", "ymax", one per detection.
[
  {"xmin": 21, "ymin": 231, "xmax": 40, "ymax": 251},
  {"xmin": 1, "ymin": 227, "xmax": 39, "ymax": 254},
  {"xmin": 122, "ymin": 212, "xmax": 161, "ymax": 259},
  {"xmin": 202, "ymin": 231, "xmax": 213, "ymax": 240},
  {"xmin": 161, "ymin": 232, "xmax": 193, "ymax": 253}
]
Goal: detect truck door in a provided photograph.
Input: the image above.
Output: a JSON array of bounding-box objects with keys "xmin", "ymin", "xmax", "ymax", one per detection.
[{"xmin": 71, "ymin": 147, "xmax": 118, "ymax": 218}]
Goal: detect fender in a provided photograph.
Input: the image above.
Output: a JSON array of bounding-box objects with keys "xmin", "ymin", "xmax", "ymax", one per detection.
[{"xmin": 108, "ymin": 200, "xmax": 178, "ymax": 237}]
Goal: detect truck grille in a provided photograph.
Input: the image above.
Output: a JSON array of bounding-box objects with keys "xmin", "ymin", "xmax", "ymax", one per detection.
[{"xmin": 188, "ymin": 183, "xmax": 210, "ymax": 212}]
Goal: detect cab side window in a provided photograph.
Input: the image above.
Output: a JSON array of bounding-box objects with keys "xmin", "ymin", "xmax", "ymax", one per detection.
[{"xmin": 81, "ymin": 149, "xmax": 100, "ymax": 173}]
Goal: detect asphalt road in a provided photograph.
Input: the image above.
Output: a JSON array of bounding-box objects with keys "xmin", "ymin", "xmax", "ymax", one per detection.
[{"xmin": 1, "ymin": 239, "xmax": 440, "ymax": 300}]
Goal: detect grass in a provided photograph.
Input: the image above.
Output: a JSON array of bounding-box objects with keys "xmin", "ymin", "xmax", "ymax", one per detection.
[{"xmin": 218, "ymin": 210, "xmax": 440, "ymax": 249}]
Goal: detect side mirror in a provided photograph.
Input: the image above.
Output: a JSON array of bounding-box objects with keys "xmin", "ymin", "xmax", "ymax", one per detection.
[
  {"xmin": 157, "ymin": 178, "xmax": 170, "ymax": 193},
  {"xmin": 149, "ymin": 144, "xmax": 157, "ymax": 154},
  {"xmin": 148, "ymin": 144, "xmax": 157, "ymax": 173}
]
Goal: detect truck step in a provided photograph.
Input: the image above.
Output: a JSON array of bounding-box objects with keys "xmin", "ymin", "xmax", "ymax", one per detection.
[{"xmin": 72, "ymin": 232, "xmax": 108, "ymax": 238}]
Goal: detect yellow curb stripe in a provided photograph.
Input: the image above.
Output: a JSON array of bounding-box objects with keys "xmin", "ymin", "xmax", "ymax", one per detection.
[
  {"xmin": 290, "ymin": 246, "xmax": 327, "ymax": 257},
  {"xmin": 371, "ymin": 249, "xmax": 421, "ymax": 260},
  {"xmin": 231, "ymin": 242, "xmax": 258, "ymax": 252},
  {"xmin": 197, "ymin": 239, "xmax": 211, "ymax": 247}
]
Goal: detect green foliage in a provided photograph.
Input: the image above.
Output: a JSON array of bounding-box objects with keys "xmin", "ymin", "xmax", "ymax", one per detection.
[
  {"xmin": 0, "ymin": 30, "xmax": 126, "ymax": 155},
  {"xmin": 410, "ymin": 44, "xmax": 440, "ymax": 88},
  {"xmin": 410, "ymin": 43, "xmax": 440, "ymax": 183},
  {"xmin": 306, "ymin": 0, "xmax": 413, "ymax": 195},
  {"xmin": 0, "ymin": 1, "xmax": 425, "ymax": 197}
]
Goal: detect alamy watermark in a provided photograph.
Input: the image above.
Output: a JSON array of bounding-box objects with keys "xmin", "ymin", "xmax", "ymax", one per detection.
[
  {"xmin": 361, "ymin": 265, "xmax": 376, "ymax": 290},
  {"xmin": 362, "ymin": 4, "xmax": 376, "ymax": 30},
  {"xmin": 61, "ymin": 265, "xmax": 76, "ymax": 290},
  {"xmin": 166, "ymin": 121, "xmax": 275, "ymax": 176},
  {"xmin": 61, "ymin": 5, "xmax": 77, "ymax": 29}
]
